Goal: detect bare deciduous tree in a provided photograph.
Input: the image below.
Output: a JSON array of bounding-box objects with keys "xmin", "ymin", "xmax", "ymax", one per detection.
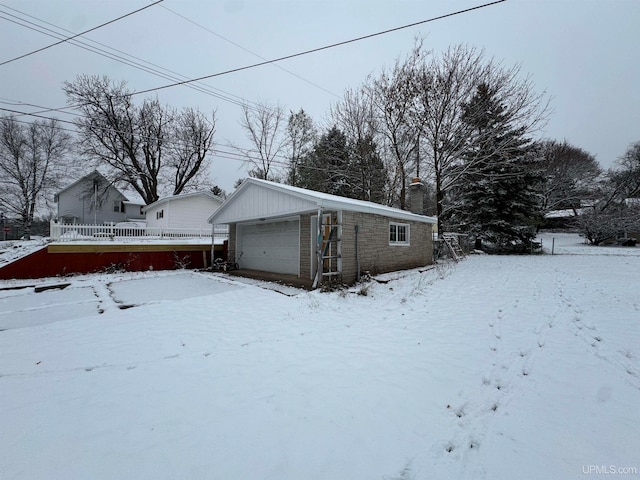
[
  {"xmin": 367, "ymin": 57, "xmax": 421, "ymax": 209},
  {"xmin": 285, "ymin": 108, "xmax": 316, "ymax": 186},
  {"xmin": 577, "ymin": 141, "xmax": 640, "ymax": 244},
  {"xmin": 64, "ymin": 75, "xmax": 216, "ymax": 204},
  {"xmin": 533, "ymin": 140, "xmax": 601, "ymax": 214},
  {"xmin": 0, "ymin": 116, "xmax": 70, "ymax": 238},
  {"xmin": 331, "ymin": 88, "xmax": 386, "ymax": 203},
  {"xmin": 235, "ymin": 100, "xmax": 286, "ymax": 181},
  {"xmin": 170, "ymin": 107, "xmax": 216, "ymax": 195},
  {"xmin": 610, "ymin": 141, "xmax": 640, "ymax": 203}
]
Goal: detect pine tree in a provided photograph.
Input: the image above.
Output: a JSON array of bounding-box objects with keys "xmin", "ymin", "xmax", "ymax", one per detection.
[
  {"xmin": 297, "ymin": 127, "xmax": 350, "ymax": 196},
  {"xmin": 351, "ymin": 134, "xmax": 387, "ymax": 203},
  {"xmin": 453, "ymin": 83, "xmax": 542, "ymax": 252}
]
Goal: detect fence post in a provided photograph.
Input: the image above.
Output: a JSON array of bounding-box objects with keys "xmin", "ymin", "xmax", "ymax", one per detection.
[{"xmin": 552, "ymin": 237, "xmax": 555, "ymax": 255}]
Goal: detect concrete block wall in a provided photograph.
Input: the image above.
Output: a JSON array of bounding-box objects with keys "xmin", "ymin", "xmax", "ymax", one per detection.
[{"xmin": 341, "ymin": 211, "xmax": 433, "ymax": 284}]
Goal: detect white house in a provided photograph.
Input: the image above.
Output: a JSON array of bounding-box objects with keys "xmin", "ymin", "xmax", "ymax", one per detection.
[
  {"xmin": 55, "ymin": 170, "xmax": 145, "ymax": 224},
  {"xmin": 143, "ymin": 191, "xmax": 224, "ymax": 232}
]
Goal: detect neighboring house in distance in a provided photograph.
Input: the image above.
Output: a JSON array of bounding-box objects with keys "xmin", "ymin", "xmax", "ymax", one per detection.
[
  {"xmin": 542, "ymin": 207, "xmax": 591, "ymax": 229},
  {"xmin": 208, "ymin": 178, "xmax": 436, "ymax": 287},
  {"xmin": 144, "ymin": 191, "xmax": 224, "ymax": 231},
  {"xmin": 55, "ymin": 170, "xmax": 145, "ymax": 224}
]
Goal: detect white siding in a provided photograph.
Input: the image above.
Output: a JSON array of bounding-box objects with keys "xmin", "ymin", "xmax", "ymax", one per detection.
[
  {"xmin": 145, "ymin": 193, "xmax": 222, "ymax": 230},
  {"xmin": 213, "ymin": 183, "xmax": 318, "ymax": 224},
  {"xmin": 57, "ymin": 178, "xmax": 127, "ymax": 224}
]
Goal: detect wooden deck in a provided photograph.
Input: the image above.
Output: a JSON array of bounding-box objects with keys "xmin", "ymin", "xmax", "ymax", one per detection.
[{"xmin": 47, "ymin": 243, "xmax": 215, "ymax": 254}]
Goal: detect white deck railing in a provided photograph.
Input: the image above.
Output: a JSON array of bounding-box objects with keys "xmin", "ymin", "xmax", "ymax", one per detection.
[{"xmin": 50, "ymin": 221, "xmax": 228, "ymax": 242}]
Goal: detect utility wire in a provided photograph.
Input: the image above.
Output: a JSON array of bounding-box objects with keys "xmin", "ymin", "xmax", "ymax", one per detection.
[
  {"xmin": 1, "ymin": 1, "xmax": 510, "ymax": 176},
  {"xmin": 0, "ymin": 107, "xmax": 336, "ymax": 176},
  {"xmin": 0, "ymin": 13, "xmax": 249, "ymax": 110},
  {"xmin": 0, "ymin": 105, "xmax": 288, "ymax": 165},
  {"xmin": 159, "ymin": 4, "xmax": 340, "ymax": 99},
  {"xmin": 0, "ymin": 0, "xmax": 164, "ymax": 66},
  {"xmin": 0, "ymin": 4, "xmax": 263, "ymax": 111},
  {"xmin": 132, "ymin": 0, "xmax": 508, "ymax": 97},
  {"xmin": 1, "ymin": 1, "xmax": 506, "ymax": 121}
]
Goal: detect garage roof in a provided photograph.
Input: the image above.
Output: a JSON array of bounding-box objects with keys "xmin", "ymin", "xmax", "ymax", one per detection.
[{"xmin": 208, "ymin": 178, "xmax": 436, "ymax": 224}]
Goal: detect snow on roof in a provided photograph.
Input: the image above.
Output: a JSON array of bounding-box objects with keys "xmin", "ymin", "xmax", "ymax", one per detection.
[
  {"xmin": 209, "ymin": 178, "xmax": 436, "ymax": 224},
  {"xmin": 120, "ymin": 189, "xmax": 145, "ymax": 205},
  {"xmin": 544, "ymin": 208, "xmax": 590, "ymax": 219},
  {"xmin": 142, "ymin": 191, "xmax": 223, "ymax": 212}
]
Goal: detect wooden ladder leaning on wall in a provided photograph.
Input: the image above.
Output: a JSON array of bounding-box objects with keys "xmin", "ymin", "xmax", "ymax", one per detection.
[{"xmin": 441, "ymin": 233, "xmax": 466, "ymax": 262}]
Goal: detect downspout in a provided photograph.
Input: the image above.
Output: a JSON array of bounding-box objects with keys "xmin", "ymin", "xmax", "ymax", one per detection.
[
  {"xmin": 94, "ymin": 179, "xmax": 97, "ymax": 225},
  {"xmin": 312, "ymin": 206, "xmax": 323, "ymax": 289},
  {"xmin": 209, "ymin": 222, "xmax": 215, "ymax": 270},
  {"xmin": 355, "ymin": 224, "xmax": 360, "ymax": 282},
  {"xmin": 337, "ymin": 210, "xmax": 342, "ymax": 276}
]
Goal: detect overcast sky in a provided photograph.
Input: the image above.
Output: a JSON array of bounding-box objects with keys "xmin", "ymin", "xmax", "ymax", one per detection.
[{"xmin": 1, "ymin": 0, "xmax": 639, "ymax": 193}]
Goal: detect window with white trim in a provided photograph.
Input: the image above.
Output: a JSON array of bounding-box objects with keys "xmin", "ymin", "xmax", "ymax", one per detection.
[
  {"xmin": 113, "ymin": 201, "xmax": 121, "ymax": 213},
  {"xmin": 389, "ymin": 222, "xmax": 410, "ymax": 245}
]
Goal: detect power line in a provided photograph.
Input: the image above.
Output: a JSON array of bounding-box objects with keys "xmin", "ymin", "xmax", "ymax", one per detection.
[
  {"xmin": 0, "ymin": 0, "xmax": 164, "ymax": 66},
  {"xmin": 159, "ymin": 4, "xmax": 340, "ymax": 99},
  {"xmin": 0, "ymin": 106, "xmax": 285, "ymax": 166},
  {"xmin": 1, "ymin": 1, "xmax": 511, "ymax": 180},
  {"xmin": 1, "ymin": 1, "xmax": 507, "ymax": 124},
  {"xmin": 0, "ymin": 107, "xmax": 344, "ymax": 178},
  {"xmin": 0, "ymin": 4, "xmax": 263, "ymax": 111},
  {"xmin": 131, "ymin": 0, "xmax": 508, "ymax": 97}
]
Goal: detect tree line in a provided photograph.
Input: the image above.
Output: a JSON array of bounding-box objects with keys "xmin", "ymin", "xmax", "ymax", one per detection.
[
  {"xmin": 239, "ymin": 41, "xmax": 639, "ymax": 251},
  {"xmin": 1, "ymin": 41, "xmax": 638, "ymax": 247}
]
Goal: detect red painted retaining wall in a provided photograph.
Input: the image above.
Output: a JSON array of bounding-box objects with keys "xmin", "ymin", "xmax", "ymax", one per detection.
[{"xmin": 0, "ymin": 244, "xmax": 218, "ymax": 280}]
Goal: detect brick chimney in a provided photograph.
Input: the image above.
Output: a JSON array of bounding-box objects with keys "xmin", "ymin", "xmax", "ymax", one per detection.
[{"xmin": 409, "ymin": 178, "xmax": 424, "ymax": 215}]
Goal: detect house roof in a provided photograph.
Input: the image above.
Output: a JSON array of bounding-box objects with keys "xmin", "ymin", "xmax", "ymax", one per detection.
[
  {"xmin": 56, "ymin": 170, "xmax": 107, "ymax": 198},
  {"xmin": 120, "ymin": 188, "xmax": 145, "ymax": 206},
  {"xmin": 56, "ymin": 169, "xmax": 145, "ymax": 205},
  {"xmin": 208, "ymin": 178, "xmax": 436, "ymax": 225},
  {"xmin": 544, "ymin": 208, "xmax": 590, "ymax": 219},
  {"xmin": 142, "ymin": 191, "xmax": 224, "ymax": 213}
]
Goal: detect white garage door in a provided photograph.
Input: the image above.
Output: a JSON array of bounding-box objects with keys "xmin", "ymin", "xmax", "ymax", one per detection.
[{"xmin": 237, "ymin": 219, "xmax": 300, "ymax": 275}]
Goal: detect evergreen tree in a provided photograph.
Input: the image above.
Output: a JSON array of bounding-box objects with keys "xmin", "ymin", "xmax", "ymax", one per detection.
[
  {"xmin": 297, "ymin": 126, "xmax": 387, "ymax": 202},
  {"xmin": 351, "ymin": 134, "xmax": 387, "ymax": 203},
  {"xmin": 297, "ymin": 127, "xmax": 351, "ymax": 197},
  {"xmin": 453, "ymin": 83, "xmax": 542, "ymax": 252}
]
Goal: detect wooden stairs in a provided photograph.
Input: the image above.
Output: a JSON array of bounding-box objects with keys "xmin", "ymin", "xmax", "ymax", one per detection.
[{"xmin": 442, "ymin": 234, "xmax": 466, "ymax": 262}]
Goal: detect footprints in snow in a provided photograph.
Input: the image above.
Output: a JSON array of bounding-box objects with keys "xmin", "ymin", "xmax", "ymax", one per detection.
[
  {"xmin": 78, "ymin": 350, "xmax": 214, "ymax": 374},
  {"xmin": 444, "ymin": 303, "xmax": 538, "ymax": 456},
  {"xmin": 557, "ymin": 271, "xmax": 639, "ymax": 388}
]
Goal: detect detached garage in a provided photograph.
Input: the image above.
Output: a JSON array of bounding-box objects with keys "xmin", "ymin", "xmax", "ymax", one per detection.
[{"xmin": 208, "ymin": 178, "xmax": 436, "ymax": 288}]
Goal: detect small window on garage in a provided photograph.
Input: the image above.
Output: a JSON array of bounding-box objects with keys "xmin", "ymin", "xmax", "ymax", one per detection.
[
  {"xmin": 389, "ymin": 222, "xmax": 410, "ymax": 245},
  {"xmin": 156, "ymin": 209, "xmax": 164, "ymax": 220},
  {"xmin": 113, "ymin": 200, "xmax": 121, "ymax": 213}
]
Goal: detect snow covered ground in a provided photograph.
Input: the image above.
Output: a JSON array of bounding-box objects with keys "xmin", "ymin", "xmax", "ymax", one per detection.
[
  {"xmin": 0, "ymin": 238, "xmax": 49, "ymax": 266},
  {"xmin": 1, "ymin": 233, "xmax": 639, "ymax": 479}
]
